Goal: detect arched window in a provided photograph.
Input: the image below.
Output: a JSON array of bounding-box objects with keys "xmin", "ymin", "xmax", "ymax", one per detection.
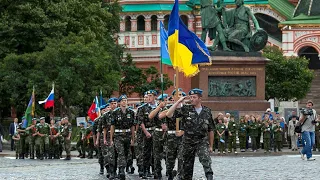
[
  {"xmin": 125, "ymin": 16, "xmax": 131, "ymax": 31},
  {"xmin": 298, "ymin": 46, "xmax": 320, "ymax": 69},
  {"xmin": 180, "ymin": 15, "xmax": 188, "ymax": 27},
  {"xmin": 137, "ymin": 15, "xmax": 145, "ymax": 31},
  {"xmin": 151, "ymin": 15, "xmax": 157, "ymax": 31},
  {"xmin": 164, "ymin": 15, "xmax": 170, "ymax": 30}
]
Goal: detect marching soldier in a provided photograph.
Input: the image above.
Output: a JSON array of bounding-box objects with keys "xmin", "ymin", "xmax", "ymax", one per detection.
[
  {"xmin": 110, "ymin": 95, "xmax": 135, "ymax": 180},
  {"xmin": 36, "ymin": 117, "xmax": 50, "ymax": 160},
  {"xmin": 85, "ymin": 120, "xmax": 94, "ymax": 159},
  {"xmin": 49, "ymin": 119, "xmax": 60, "ymax": 159},
  {"xmin": 137, "ymin": 90, "xmax": 158, "ymax": 179},
  {"xmin": 148, "ymin": 93, "xmax": 169, "ymax": 180},
  {"xmin": 135, "ymin": 94, "xmax": 149, "ymax": 177},
  {"xmin": 76, "ymin": 122, "xmax": 86, "ymax": 158},
  {"xmin": 228, "ymin": 116, "xmax": 238, "ymax": 153},
  {"xmin": 61, "ymin": 117, "xmax": 72, "ymax": 160},
  {"xmin": 26, "ymin": 118, "xmax": 38, "ymax": 159},
  {"xmin": 166, "ymin": 88, "xmax": 214, "ymax": 180},
  {"xmin": 161, "ymin": 89, "xmax": 186, "ymax": 180}
]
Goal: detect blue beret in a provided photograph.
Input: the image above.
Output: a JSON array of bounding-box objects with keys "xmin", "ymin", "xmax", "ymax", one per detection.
[
  {"xmin": 146, "ymin": 90, "xmax": 158, "ymax": 96},
  {"xmin": 181, "ymin": 92, "xmax": 187, "ymax": 96},
  {"xmin": 188, "ymin": 88, "xmax": 203, "ymax": 95},
  {"xmin": 106, "ymin": 103, "xmax": 110, "ymax": 107},
  {"xmin": 100, "ymin": 105, "xmax": 106, "ymax": 110},
  {"xmin": 144, "ymin": 91, "xmax": 148, "ymax": 96},
  {"xmin": 79, "ymin": 122, "xmax": 85, "ymax": 125},
  {"xmin": 118, "ymin": 95, "xmax": 127, "ymax": 102},
  {"xmin": 108, "ymin": 97, "xmax": 118, "ymax": 103},
  {"xmin": 157, "ymin": 94, "xmax": 168, "ymax": 100},
  {"xmin": 168, "ymin": 96, "xmax": 173, "ymax": 101}
]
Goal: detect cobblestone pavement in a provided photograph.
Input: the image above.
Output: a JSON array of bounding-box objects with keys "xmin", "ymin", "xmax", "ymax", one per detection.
[{"xmin": 1, "ymin": 155, "xmax": 320, "ymax": 180}]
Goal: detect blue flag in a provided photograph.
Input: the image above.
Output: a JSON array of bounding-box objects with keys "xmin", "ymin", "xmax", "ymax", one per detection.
[{"xmin": 160, "ymin": 22, "xmax": 172, "ymax": 66}]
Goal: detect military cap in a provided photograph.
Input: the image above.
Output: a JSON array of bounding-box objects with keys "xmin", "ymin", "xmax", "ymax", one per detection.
[
  {"xmin": 118, "ymin": 95, "xmax": 127, "ymax": 102},
  {"xmin": 32, "ymin": 118, "xmax": 37, "ymax": 121},
  {"xmin": 100, "ymin": 104, "xmax": 107, "ymax": 110},
  {"xmin": 157, "ymin": 94, "xmax": 168, "ymax": 100},
  {"xmin": 146, "ymin": 90, "xmax": 158, "ymax": 96},
  {"xmin": 108, "ymin": 97, "xmax": 118, "ymax": 103},
  {"xmin": 79, "ymin": 122, "xmax": 85, "ymax": 125},
  {"xmin": 188, "ymin": 88, "xmax": 203, "ymax": 95},
  {"xmin": 40, "ymin": 117, "xmax": 45, "ymax": 120}
]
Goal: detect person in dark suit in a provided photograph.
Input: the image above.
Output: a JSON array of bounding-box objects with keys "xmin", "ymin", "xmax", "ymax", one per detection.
[{"xmin": 9, "ymin": 118, "xmax": 19, "ymax": 151}]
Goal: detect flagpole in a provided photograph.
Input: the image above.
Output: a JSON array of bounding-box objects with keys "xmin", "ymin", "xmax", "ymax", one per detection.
[
  {"xmin": 52, "ymin": 82, "xmax": 55, "ymax": 120},
  {"xmin": 175, "ymin": 69, "xmax": 179, "ymax": 132},
  {"xmin": 160, "ymin": 45, "xmax": 164, "ymax": 99}
]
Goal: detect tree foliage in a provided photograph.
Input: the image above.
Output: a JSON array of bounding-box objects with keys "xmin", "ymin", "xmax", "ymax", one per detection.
[
  {"xmin": 119, "ymin": 54, "xmax": 173, "ymax": 97},
  {"xmin": 0, "ymin": 0, "xmax": 123, "ymax": 118},
  {"xmin": 263, "ymin": 46, "xmax": 314, "ymax": 101}
]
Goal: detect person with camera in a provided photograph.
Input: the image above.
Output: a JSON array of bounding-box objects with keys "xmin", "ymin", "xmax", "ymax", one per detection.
[{"xmin": 298, "ymin": 100, "xmax": 317, "ymax": 161}]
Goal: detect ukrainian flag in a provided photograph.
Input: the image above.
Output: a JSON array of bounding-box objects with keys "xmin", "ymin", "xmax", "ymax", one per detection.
[{"xmin": 168, "ymin": 0, "xmax": 211, "ymax": 77}]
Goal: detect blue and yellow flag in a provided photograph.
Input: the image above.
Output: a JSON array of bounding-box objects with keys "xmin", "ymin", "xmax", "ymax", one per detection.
[
  {"xmin": 23, "ymin": 86, "xmax": 35, "ymax": 128},
  {"xmin": 168, "ymin": 0, "xmax": 211, "ymax": 77},
  {"xmin": 160, "ymin": 21, "xmax": 172, "ymax": 66}
]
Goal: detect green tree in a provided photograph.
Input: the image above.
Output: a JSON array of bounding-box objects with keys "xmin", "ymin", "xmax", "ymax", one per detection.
[
  {"xmin": 0, "ymin": 0, "xmax": 123, "ymax": 118},
  {"xmin": 119, "ymin": 54, "xmax": 173, "ymax": 97},
  {"xmin": 263, "ymin": 46, "xmax": 314, "ymax": 101}
]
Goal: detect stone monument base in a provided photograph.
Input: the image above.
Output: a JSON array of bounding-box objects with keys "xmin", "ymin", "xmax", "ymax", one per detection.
[{"xmin": 191, "ymin": 51, "xmax": 270, "ymax": 113}]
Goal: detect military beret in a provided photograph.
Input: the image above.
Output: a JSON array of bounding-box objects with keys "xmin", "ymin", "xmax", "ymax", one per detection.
[
  {"xmin": 100, "ymin": 104, "xmax": 107, "ymax": 110},
  {"xmin": 79, "ymin": 122, "xmax": 85, "ymax": 125},
  {"xmin": 168, "ymin": 96, "xmax": 173, "ymax": 101},
  {"xmin": 118, "ymin": 95, "xmax": 127, "ymax": 102},
  {"xmin": 171, "ymin": 88, "xmax": 183, "ymax": 95},
  {"xmin": 40, "ymin": 117, "xmax": 45, "ymax": 120},
  {"xmin": 188, "ymin": 88, "xmax": 203, "ymax": 95},
  {"xmin": 146, "ymin": 90, "xmax": 158, "ymax": 96},
  {"xmin": 106, "ymin": 103, "xmax": 110, "ymax": 107},
  {"xmin": 157, "ymin": 94, "xmax": 168, "ymax": 100},
  {"xmin": 108, "ymin": 97, "xmax": 118, "ymax": 103}
]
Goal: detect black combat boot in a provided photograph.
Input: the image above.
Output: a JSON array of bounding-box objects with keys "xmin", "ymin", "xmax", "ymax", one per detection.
[
  {"xmin": 30, "ymin": 153, "xmax": 34, "ymax": 160},
  {"xmin": 119, "ymin": 167, "xmax": 126, "ymax": 180},
  {"xmin": 105, "ymin": 165, "xmax": 109, "ymax": 177},
  {"xmin": 138, "ymin": 166, "xmax": 143, "ymax": 177},
  {"xmin": 64, "ymin": 155, "xmax": 71, "ymax": 160},
  {"xmin": 109, "ymin": 165, "xmax": 116, "ymax": 180},
  {"xmin": 142, "ymin": 167, "xmax": 148, "ymax": 179},
  {"xmin": 25, "ymin": 153, "xmax": 28, "ymax": 159},
  {"xmin": 21, "ymin": 154, "xmax": 25, "ymax": 159},
  {"xmin": 167, "ymin": 171, "xmax": 173, "ymax": 180},
  {"xmin": 99, "ymin": 164, "xmax": 104, "ymax": 175},
  {"xmin": 206, "ymin": 173, "xmax": 213, "ymax": 180},
  {"xmin": 130, "ymin": 166, "xmax": 135, "ymax": 174},
  {"xmin": 48, "ymin": 153, "xmax": 52, "ymax": 159},
  {"xmin": 16, "ymin": 154, "xmax": 18, "ymax": 159}
]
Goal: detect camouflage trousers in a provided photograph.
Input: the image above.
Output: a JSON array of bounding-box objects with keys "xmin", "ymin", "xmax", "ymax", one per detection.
[
  {"xmin": 228, "ymin": 134, "xmax": 237, "ymax": 151},
  {"xmin": 58, "ymin": 136, "xmax": 64, "ymax": 157},
  {"xmin": 76, "ymin": 140, "xmax": 85, "ymax": 155},
  {"xmin": 19, "ymin": 135, "xmax": 27, "ymax": 154},
  {"xmin": 85, "ymin": 138, "xmax": 94, "ymax": 157},
  {"xmin": 264, "ymin": 138, "xmax": 270, "ymax": 151},
  {"xmin": 153, "ymin": 131, "xmax": 165, "ymax": 176},
  {"xmin": 143, "ymin": 130, "xmax": 154, "ymax": 169},
  {"xmin": 239, "ymin": 135, "xmax": 246, "ymax": 149},
  {"xmin": 15, "ymin": 140, "xmax": 20, "ymax": 155},
  {"xmin": 98, "ymin": 135, "xmax": 104, "ymax": 165},
  {"xmin": 113, "ymin": 133, "xmax": 132, "ymax": 168},
  {"xmin": 166, "ymin": 134, "xmax": 183, "ymax": 176},
  {"xmin": 29, "ymin": 136, "xmax": 36, "ymax": 157},
  {"xmin": 49, "ymin": 137, "xmax": 59, "ymax": 157},
  {"xmin": 135, "ymin": 129, "xmax": 144, "ymax": 167},
  {"xmin": 36, "ymin": 136, "xmax": 49, "ymax": 156},
  {"xmin": 181, "ymin": 136, "xmax": 213, "ymax": 180},
  {"xmin": 64, "ymin": 137, "xmax": 71, "ymax": 156},
  {"xmin": 100, "ymin": 134, "xmax": 114, "ymax": 168}
]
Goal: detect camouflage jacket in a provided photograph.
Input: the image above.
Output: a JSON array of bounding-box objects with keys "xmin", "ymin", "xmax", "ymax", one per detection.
[
  {"xmin": 36, "ymin": 123, "xmax": 50, "ymax": 135},
  {"xmin": 262, "ymin": 124, "xmax": 271, "ymax": 139},
  {"xmin": 227, "ymin": 120, "xmax": 237, "ymax": 134},
  {"xmin": 111, "ymin": 107, "xmax": 135, "ymax": 129},
  {"xmin": 61, "ymin": 123, "xmax": 72, "ymax": 137},
  {"xmin": 136, "ymin": 103, "xmax": 159, "ymax": 128}
]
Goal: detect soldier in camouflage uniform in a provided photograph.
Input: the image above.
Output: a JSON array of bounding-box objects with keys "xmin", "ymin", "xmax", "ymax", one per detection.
[
  {"xmin": 148, "ymin": 93, "xmax": 169, "ymax": 180},
  {"xmin": 76, "ymin": 122, "xmax": 86, "ymax": 158},
  {"xmin": 26, "ymin": 118, "xmax": 38, "ymax": 159},
  {"xmin": 135, "ymin": 94, "xmax": 149, "ymax": 177},
  {"xmin": 238, "ymin": 118, "xmax": 247, "ymax": 152},
  {"xmin": 228, "ymin": 116, "xmax": 238, "ymax": 153},
  {"xmin": 167, "ymin": 88, "xmax": 214, "ymax": 180},
  {"xmin": 56, "ymin": 120, "xmax": 64, "ymax": 158},
  {"xmin": 85, "ymin": 120, "xmax": 94, "ymax": 159},
  {"xmin": 49, "ymin": 119, "xmax": 60, "ymax": 159},
  {"xmin": 12, "ymin": 132, "xmax": 20, "ymax": 159},
  {"xmin": 262, "ymin": 120, "xmax": 271, "ymax": 153},
  {"xmin": 273, "ymin": 121, "xmax": 283, "ymax": 152},
  {"xmin": 161, "ymin": 89, "xmax": 186, "ymax": 180},
  {"xmin": 137, "ymin": 90, "xmax": 158, "ymax": 179},
  {"xmin": 36, "ymin": 117, "xmax": 50, "ymax": 160},
  {"xmin": 109, "ymin": 95, "xmax": 135, "ymax": 180},
  {"xmin": 17, "ymin": 119, "xmax": 27, "ymax": 159},
  {"xmin": 61, "ymin": 117, "xmax": 72, "ymax": 160}
]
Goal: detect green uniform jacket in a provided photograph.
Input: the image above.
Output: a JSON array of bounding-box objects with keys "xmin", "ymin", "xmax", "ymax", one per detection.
[
  {"xmin": 238, "ymin": 122, "xmax": 248, "ymax": 137},
  {"xmin": 228, "ymin": 120, "xmax": 237, "ymax": 134},
  {"xmin": 250, "ymin": 122, "xmax": 259, "ymax": 137},
  {"xmin": 262, "ymin": 124, "xmax": 272, "ymax": 139},
  {"xmin": 36, "ymin": 123, "xmax": 50, "ymax": 135},
  {"xmin": 272, "ymin": 125, "xmax": 282, "ymax": 141},
  {"xmin": 216, "ymin": 123, "xmax": 226, "ymax": 138}
]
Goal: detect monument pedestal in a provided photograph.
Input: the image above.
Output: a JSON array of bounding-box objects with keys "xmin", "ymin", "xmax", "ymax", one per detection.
[{"xmin": 191, "ymin": 52, "xmax": 270, "ymax": 113}]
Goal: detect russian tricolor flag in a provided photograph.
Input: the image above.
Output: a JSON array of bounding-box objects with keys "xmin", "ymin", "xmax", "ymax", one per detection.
[{"xmin": 38, "ymin": 85, "xmax": 54, "ymax": 109}]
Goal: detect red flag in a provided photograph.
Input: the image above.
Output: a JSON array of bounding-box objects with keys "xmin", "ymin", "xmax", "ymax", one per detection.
[{"xmin": 87, "ymin": 101, "xmax": 97, "ymax": 121}]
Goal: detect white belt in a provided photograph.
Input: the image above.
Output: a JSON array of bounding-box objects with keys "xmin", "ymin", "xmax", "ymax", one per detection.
[
  {"xmin": 167, "ymin": 131, "xmax": 175, "ymax": 134},
  {"xmin": 145, "ymin": 127, "xmax": 154, "ymax": 131},
  {"xmin": 115, "ymin": 129, "xmax": 131, "ymax": 133},
  {"xmin": 155, "ymin": 128, "xmax": 163, "ymax": 131}
]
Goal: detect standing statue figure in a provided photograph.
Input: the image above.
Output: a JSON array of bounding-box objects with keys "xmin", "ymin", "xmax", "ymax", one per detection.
[
  {"xmin": 224, "ymin": 0, "xmax": 263, "ymax": 52},
  {"xmin": 200, "ymin": 0, "xmax": 231, "ymax": 51}
]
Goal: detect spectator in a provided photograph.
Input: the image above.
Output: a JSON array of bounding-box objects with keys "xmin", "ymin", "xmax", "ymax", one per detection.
[
  {"xmin": 262, "ymin": 108, "xmax": 274, "ymax": 120},
  {"xmin": 9, "ymin": 118, "xmax": 19, "ymax": 151},
  {"xmin": 288, "ymin": 111, "xmax": 299, "ymax": 149},
  {"xmin": 288, "ymin": 116, "xmax": 298, "ymax": 151}
]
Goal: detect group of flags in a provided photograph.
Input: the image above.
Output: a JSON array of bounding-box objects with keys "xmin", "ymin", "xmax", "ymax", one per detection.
[
  {"xmin": 160, "ymin": 0, "xmax": 211, "ymax": 77},
  {"xmin": 23, "ymin": 84, "xmax": 55, "ymax": 128},
  {"xmin": 87, "ymin": 90, "xmax": 106, "ymax": 121}
]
